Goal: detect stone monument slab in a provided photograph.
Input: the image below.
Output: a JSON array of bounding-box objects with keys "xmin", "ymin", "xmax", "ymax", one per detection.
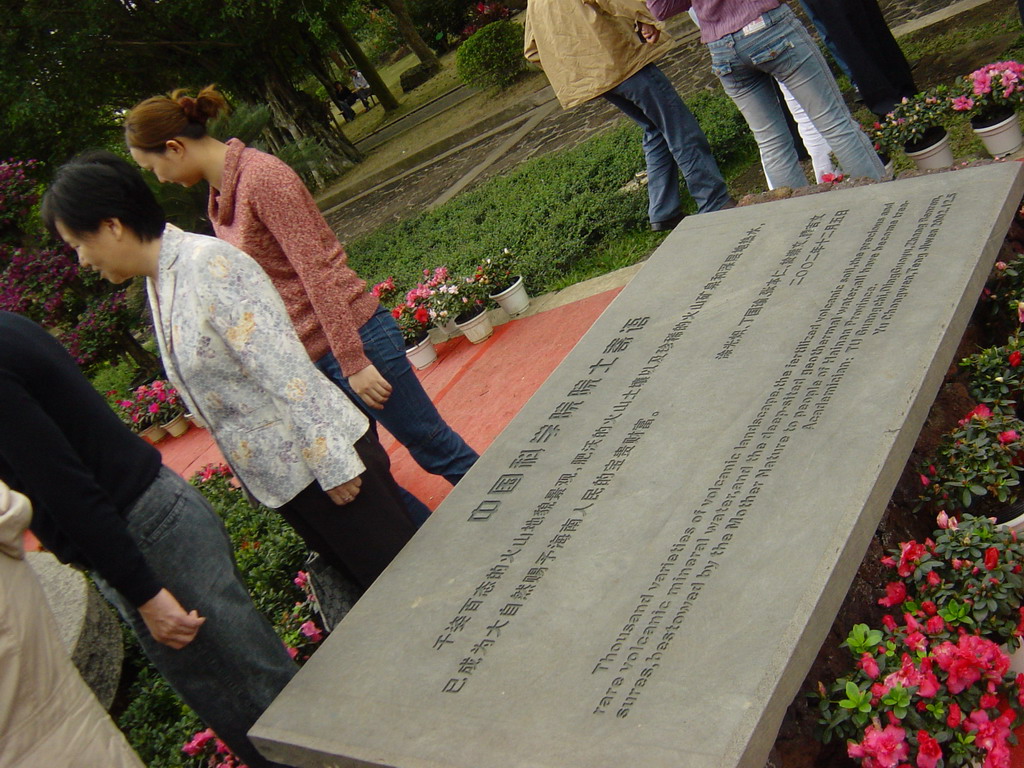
[{"xmin": 253, "ymin": 164, "xmax": 1024, "ymax": 768}]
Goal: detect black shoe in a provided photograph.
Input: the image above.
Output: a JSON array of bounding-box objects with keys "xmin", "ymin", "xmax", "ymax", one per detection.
[{"xmin": 651, "ymin": 212, "xmax": 685, "ymax": 232}]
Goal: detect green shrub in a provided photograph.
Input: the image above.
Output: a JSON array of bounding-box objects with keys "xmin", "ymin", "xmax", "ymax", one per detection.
[
  {"xmin": 456, "ymin": 19, "xmax": 527, "ymax": 90},
  {"xmin": 348, "ymin": 121, "xmax": 649, "ymax": 297}
]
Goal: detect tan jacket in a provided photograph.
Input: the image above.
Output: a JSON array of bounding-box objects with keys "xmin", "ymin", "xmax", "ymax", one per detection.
[
  {"xmin": 0, "ymin": 482, "xmax": 144, "ymax": 768},
  {"xmin": 524, "ymin": 0, "xmax": 671, "ymax": 109}
]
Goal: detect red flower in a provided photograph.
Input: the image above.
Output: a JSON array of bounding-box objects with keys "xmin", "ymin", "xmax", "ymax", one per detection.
[
  {"xmin": 925, "ymin": 570, "xmax": 941, "ymax": 587},
  {"xmin": 999, "ymin": 429, "xmax": 1020, "ymax": 444},
  {"xmin": 915, "ymin": 729, "xmax": 942, "ymax": 768},
  {"xmin": 925, "ymin": 615, "xmax": 945, "ymax": 635},
  {"xmin": 879, "ymin": 581, "xmax": 908, "ymax": 607},
  {"xmin": 847, "ymin": 723, "xmax": 909, "ymax": 767},
  {"xmin": 960, "ymin": 403, "xmax": 993, "ymax": 425},
  {"xmin": 947, "ymin": 702, "xmax": 963, "ymax": 728},
  {"xmin": 985, "ymin": 546, "xmax": 1000, "ymax": 570},
  {"xmin": 896, "ymin": 541, "xmax": 925, "ymax": 577},
  {"xmin": 1010, "ymin": 349, "xmax": 1023, "ymax": 367}
]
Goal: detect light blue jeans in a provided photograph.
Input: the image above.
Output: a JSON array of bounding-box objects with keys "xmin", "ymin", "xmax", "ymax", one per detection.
[
  {"xmin": 317, "ymin": 305, "xmax": 480, "ymax": 524},
  {"xmin": 603, "ymin": 64, "xmax": 732, "ymax": 223},
  {"xmin": 706, "ymin": 4, "xmax": 883, "ymax": 189},
  {"xmin": 93, "ymin": 467, "xmax": 296, "ymax": 768}
]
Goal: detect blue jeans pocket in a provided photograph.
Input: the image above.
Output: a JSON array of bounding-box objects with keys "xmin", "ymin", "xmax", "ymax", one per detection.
[{"xmin": 749, "ymin": 39, "xmax": 795, "ymax": 67}]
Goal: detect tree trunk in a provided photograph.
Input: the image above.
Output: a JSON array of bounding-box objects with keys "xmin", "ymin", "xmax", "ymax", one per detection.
[
  {"xmin": 326, "ymin": 16, "xmax": 400, "ymax": 112},
  {"xmin": 377, "ymin": 0, "xmax": 441, "ymax": 71}
]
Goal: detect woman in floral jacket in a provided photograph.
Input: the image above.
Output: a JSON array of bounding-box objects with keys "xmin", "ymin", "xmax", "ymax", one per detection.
[{"xmin": 42, "ymin": 151, "xmax": 416, "ymax": 591}]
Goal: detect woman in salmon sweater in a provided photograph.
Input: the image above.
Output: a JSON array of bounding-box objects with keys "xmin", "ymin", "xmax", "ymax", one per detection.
[{"xmin": 124, "ymin": 86, "xmax": 478, "ymax": 522}]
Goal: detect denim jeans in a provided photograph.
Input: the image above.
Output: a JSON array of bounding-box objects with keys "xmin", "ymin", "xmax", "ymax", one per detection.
[
  {"xmin": 92, "ymin": 467, "xmax": 296, "ymax": 768},
  {"xmin": 707, "ymin": 4, "xmax": 884, "ymax": 189},
  {"xmin": 317, "ymin": 305, "xmax": 479, "ymax": 522},
  {"xmin": 603, "ymin": 64, "xmax": 732, "ymax": 223}
]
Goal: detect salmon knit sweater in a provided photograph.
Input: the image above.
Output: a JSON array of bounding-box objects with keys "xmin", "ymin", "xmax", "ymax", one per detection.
[{"xmin": 208, "ymin": 139, "xmax": 379, "ymax": 375}]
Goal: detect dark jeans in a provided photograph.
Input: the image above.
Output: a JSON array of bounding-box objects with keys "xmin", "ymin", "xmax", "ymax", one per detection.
[
  {"xmin": 798, "ymin": 0, "xmax": 916, "ymax": 116},
  {"xmin": 93, "ymin": 467, "xmax": 297, "ymax": 768},
  {"xmin": 278, "ymin": 430, "xmax": 416, "ymax": 589},
  {"xmin": 603, "ymin": 63, "xmax": 732, "ymax": 223},
  {"xmin": 316, "ymin": 305, "xmax": 480, "ymax": 524}
]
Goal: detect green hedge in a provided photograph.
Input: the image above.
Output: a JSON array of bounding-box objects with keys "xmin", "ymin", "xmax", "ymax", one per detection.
[
  {"xmin": 456, "ymin": 19, "xmax": 527, "ymax": 90},
  {"xmin": 347, "ymin": 88, "xmax": 756, "ymax": 298}
]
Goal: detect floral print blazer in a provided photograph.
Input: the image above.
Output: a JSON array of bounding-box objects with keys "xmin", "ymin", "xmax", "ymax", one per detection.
[{"xmin": 148, "ymin": 225, "xmax": 368, "ymax": 508}]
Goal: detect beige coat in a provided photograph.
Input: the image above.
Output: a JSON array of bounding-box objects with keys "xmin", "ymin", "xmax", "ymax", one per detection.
[
  {"xmin": 0, "ymin": 481, "xmax": 144, "ymax": 768},
  {"xmin": 524, "ymin": 0, "xmax": 671, "ymax": 109}
]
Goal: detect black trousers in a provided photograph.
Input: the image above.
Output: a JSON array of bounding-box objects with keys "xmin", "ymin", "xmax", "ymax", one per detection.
[
  {"xmin": 800, "ymin": 0, "xmax": 916, "ymax": 116},
  {"xmin": 278, "ymin": 428, "xmax": 417, "ymax": 590}
]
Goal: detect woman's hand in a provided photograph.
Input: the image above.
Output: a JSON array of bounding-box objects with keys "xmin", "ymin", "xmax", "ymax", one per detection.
[
  {"xmin": 138, "ymin": 588, "xmax": 206, "ymax": 649},
  {"xmin": 326, "ymin": 476, "xmax": 363, "ymax": 505},
  {"xmin": 639, "ymin": 22, "xmax": 660, "ymax": 43},
  {"xmin": 348, "ymin": 364, "xmax": 392, "ymax": 410}
]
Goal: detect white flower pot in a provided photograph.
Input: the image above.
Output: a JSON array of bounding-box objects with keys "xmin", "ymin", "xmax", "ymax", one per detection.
[
  {"xmin": 490, "ymin": 276, "xmax": 530, "ymax": 317},
  {"xmin": 974, "ymin": 113, "xmax": 1023, "ymax": 157},
  {"xmin": 455, "ymin": 310, "xmax": 494, "ymax": 344},
  {"xmin": 434, "ymin": 318, "xmax": 459, "ymax": 339},
  {"xmin": 904, "ymin": 130, "xmax": 954, "ymax": 171},
  {"xmin": 405, "ymin": 336, "xmax": 437, "ymax": 369}
]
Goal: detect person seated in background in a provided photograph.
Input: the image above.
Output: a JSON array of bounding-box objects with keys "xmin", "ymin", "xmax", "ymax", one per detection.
[
  {"xmin": 349, "ymin": 68, "xmax": 373, "ymax": 110},
  {"xmin": 0, "ymin": 311, "xmax": 297, "ymax": 768},
  {"xmin": 525, "ymin": 0, "xmax": 734, "ymax": 232},
  {"xmin": 331, "ymin": 80, "xmax": 358, "ymax": 122},
  {"xmin": 41, "ymin": 151, "xmax": 418, "ymax": 593},
  {"xmin": 0, "ymin": 479, "xmax": 146, "ymax": 768}
]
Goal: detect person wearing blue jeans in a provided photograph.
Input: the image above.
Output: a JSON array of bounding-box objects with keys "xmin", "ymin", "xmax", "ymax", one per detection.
[
  {"xmin": 525, "ymin": 0, "xmax": 733, "ymax": 232},
  {"xmin": 692, "ymin": 1, "xmax": 884, "ymax": 189},
  {"xmin": 603, "ymin": 63, "xmax": 734, "ymax": 227},
  {"xmin": 316, "ymin": 305, "xmax": 478, "ymax": 524}
]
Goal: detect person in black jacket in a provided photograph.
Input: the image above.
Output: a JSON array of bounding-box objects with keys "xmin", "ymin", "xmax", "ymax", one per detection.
[{"xmin": 0, "ymin": 311, "xmax": 296, "ymax": 768}]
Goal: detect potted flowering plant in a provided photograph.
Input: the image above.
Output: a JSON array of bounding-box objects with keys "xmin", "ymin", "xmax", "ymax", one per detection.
[
  {"xmin": 918, "ymin": 403, "xmax": 1024, "ymax": 513},
  {"xmin": 815, "ymin": 513, "xmax": 1024, "ymax": 768},
  {"xmin": 870, "ymin": 87, "xmax": 954, "ymax": 169},
  {"xmin": 950, "ymin": 61, "xmax": 1024, "ymax": 128},
  {"xmin": 370, "ymin": 276, "xmax": 399, "ymax": 304},
  {"xmin": 391, "ymin": 300, "xmax": 432, "ymax": 347},
  {"xmin": 447, "ymin": 274, "xmax": 495, "ymax": 343},
  {"xmin": 115, "ymin": 380, "xmax": 187, "ymax": 442},
  {"xmin": 950, "ymin": 61, "xmax": 1024, "ymax": 156},
  {"xmin": 476, "ymin": 248, "xmax": 531, "ymax": 316}
]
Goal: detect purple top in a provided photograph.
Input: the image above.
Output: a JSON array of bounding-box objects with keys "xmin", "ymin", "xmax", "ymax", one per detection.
[{"xmin": 688, "ymin": 0, "xmax": 782, "ymax": 43}]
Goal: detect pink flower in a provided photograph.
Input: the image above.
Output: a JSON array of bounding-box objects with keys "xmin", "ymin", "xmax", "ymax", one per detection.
[
  {"xmin": 951, "ymin": 95, "xmax": 975, "ymax": 111},
  {"xmin": 925, "ymin": 615, "xmax": 945, "ymax": 635},
  {"xmin": 858, "ymin": 652, "xmax": 880, "ymax": 679},
  {"xmin": 960, "ymin": 403, "xmax": 993, "ymax": 425},
  {"xmin": 919, "ymin": 473, "xmax": 930, "ymax": 487},
  {"xmin": 285, "ymin": 645, "xmax": 298, "ymax": 660},
  {"xmin": 897, "ymin": 541, "xmax": 925, "ymax": 578},
  {"xmin": 293, "ymin": 571, "xmax": 308, "ymax": 589},
  {"xmin": 847, "ymin": 723, "xmax": 909, "ymax": 768},
  {"xmin": 948, "ymin": 702, "xmax": 963, "ymax": 728},
  {"xmin": 300, "ymin": 620, "xmax": 323, "ymax": 643},
  {"xmin": 1018, "ymin": 301, "xmax": 1024, "ymax": 325},
  {"xmin": 182, "ymin": 728, "xmax": 216, "ymax": 756},
  {"xmin": 937, "ymin": 510, "xmax": 949, "ymax": 529},
  {"xmin": 998, "ymin": 430, "xmax": 1019, "ymax": 444}
]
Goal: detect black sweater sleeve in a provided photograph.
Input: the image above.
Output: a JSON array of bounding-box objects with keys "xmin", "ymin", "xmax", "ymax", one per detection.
[{"xmin": 0, "ymin": 313, "xmax": 164, "ymax": 606}]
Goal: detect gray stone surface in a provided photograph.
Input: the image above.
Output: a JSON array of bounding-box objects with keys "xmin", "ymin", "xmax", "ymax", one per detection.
[
  {"xmin": 253, "ymin": 164, "xmax": 1024, "ymax": 768},
  {"xmin": 27, "ymin": 551, "xmax": 123, "ymax": 709}
]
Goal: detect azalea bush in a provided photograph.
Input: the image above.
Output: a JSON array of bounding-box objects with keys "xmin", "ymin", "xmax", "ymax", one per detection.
[
  {"xmin": 392, "ymin": 300, "xmax": 432, "ymax": 345},
  {"xmin": 815, "ymin": 514, "xmax": 1024, "ymax": 768},
  {"xmin": 950, "ymin": 61, "xmax": 1024, "ymax": 124},
  {"xmin": 869, "ymin": 87, "xmax": 953, "ymax": 152},
  {"xmin": 117, "ymin": 464, "xmax": 326, "ymax": 767},
  {"xmin": 960, "ymin": 333, "xmax": 1024, "ymax": 407},
  {"xmin": 918, "ymin": 403, "xmax": 1024, "ymax": 512}
]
